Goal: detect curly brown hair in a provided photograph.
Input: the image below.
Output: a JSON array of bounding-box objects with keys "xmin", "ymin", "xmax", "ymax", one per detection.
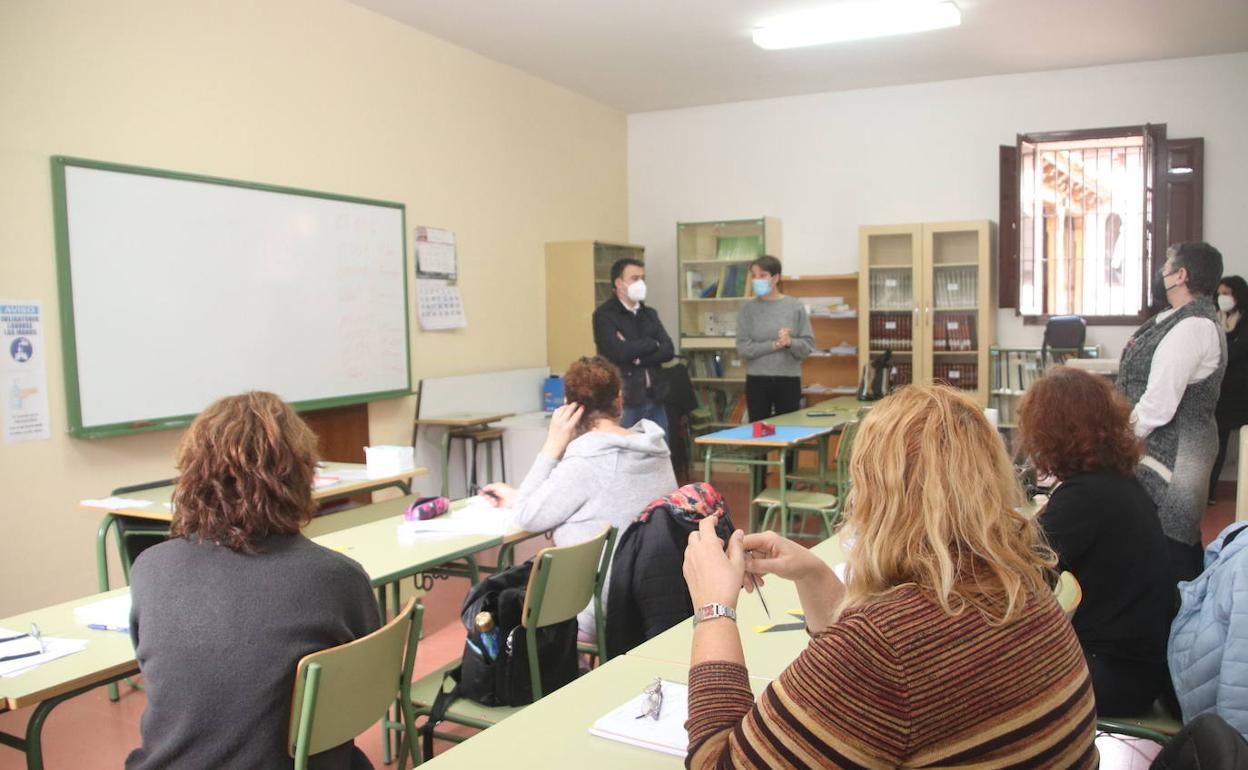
[
  {"xmin": 170, "ymin": 391, "xmax": 319, "ymax": 552},
  {"xmin": 563, "ymin": 356, "xmax": 623, "ymax": 432},
  {"xmin": 1016, "ymin": 366, "xmax": 1141, "ymax": 480}
]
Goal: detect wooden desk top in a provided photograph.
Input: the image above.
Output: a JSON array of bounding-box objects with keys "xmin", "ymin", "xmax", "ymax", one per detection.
[
  {"xmin": 412, "ymin": 412, "xmax": 513, "ymax": 428},
  {"xmin": 79, "ymin": 462, "xmax": 427, "ymax": 523}
]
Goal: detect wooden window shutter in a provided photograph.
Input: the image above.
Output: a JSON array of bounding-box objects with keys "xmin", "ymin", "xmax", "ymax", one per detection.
[{"xmin": 998, "ymin": 143, "xmax": 1020, "ymax": 309}]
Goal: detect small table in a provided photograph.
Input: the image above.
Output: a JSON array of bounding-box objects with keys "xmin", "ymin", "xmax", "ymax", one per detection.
[
  {"xmin": 412, "ymin": 413, "xmax": 514, "ymax": 497},
  {"xmin": 83, "ymin": 462, "xmax": 427, "ymax": 593},
  {"xmin": 696, "ymin": 424, "xmax": 837, "ymax": 531}
]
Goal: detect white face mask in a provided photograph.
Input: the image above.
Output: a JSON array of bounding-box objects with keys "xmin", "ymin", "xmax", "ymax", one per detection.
[
  {"xmin": 626, "ymin": 279, "xmax": 647, "ymax": 303},
  {"xmin": 1219, "ymin": 294, "xmax": 1236, "ymax": 313}
]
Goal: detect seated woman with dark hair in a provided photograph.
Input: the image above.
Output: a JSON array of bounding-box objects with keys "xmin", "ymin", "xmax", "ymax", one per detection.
[
  {"xmin": 1018, "ymin": 366, "xmax": 1176, "ymax": 717},
  {"xmin": 127, "ymin": 392, "xmax": 379, "ymax": 770},
  {"xmin": 681, "ymin": 386, "xmax": 1096, "ymax": 768},
  {"xmin": 483, "ymin": 355, "xmax": 676, "ymax": 639}
]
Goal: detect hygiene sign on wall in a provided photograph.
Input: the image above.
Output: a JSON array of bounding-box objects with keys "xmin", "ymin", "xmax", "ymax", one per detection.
[{"xmin": 1, "ymin": 301, "xmax": 51, "ymax": 442}]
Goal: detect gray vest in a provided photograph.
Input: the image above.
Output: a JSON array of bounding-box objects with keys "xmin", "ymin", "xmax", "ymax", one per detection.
[{"xmin": 1119, "ymin": 300, "xmax": 1226, "ymax": 544}]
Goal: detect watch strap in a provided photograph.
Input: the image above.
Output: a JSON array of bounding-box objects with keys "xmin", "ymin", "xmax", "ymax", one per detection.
[{"xmin": 693, "ymin": 602, "xmax": 737, "ymax": 625}]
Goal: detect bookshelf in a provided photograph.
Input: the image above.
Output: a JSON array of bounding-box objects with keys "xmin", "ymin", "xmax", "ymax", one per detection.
[
  {"xmin": 545, "ymin": 240, "xmax": 644, "ymax": 373},
  {"xmin": 679, "ymin": 218, "xmax": 781, "ymax": 429},
  {"xmin": 785, "ymin": 274, "xmax": 860, "ymax": 403},
  {"xmin": 858, "ymin": 221, "xmax": 996, "ymax": 405},
  {"xmin": 989, "ymin": 346, "xmax": 1102, "ymax": 428}
]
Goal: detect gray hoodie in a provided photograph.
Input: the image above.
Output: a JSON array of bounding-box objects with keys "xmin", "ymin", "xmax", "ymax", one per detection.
[{"xmin": 512, "ymin": 418, "xmax": 677, "ymax": 637}]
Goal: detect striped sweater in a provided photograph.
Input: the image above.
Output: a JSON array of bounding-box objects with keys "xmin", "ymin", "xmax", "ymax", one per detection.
[{"xmin": 686, "ymin": 585, "xmax": 1097, "ymax": 769}]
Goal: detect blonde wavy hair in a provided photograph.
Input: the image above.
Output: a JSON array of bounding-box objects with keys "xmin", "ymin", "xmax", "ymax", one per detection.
[{"xmin": 838, "ymin": 385, "xmax": 1055, "ymax": 625}]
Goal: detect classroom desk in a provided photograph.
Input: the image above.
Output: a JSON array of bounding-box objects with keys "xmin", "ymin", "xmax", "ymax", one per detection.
[
  {"xmin": 697, "ymin": 424, "xmax": 837, "ymax": 531},
  {"xmin": 420, "ymin": 655, "xmax": 772, "ymax": 769},
  {"xmin": 85, "ymin": 462, "xmax": 427, "ymax": 593},
  {"xmin": 0, "ymin": 588, "xmax": 141, "ymax": 770},
  {"xmin": 412, "ymin": 413, "xmax": 514, "ymax": 497}
]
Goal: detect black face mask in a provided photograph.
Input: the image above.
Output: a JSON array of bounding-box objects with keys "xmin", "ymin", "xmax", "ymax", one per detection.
[{"xmin": 1153, "ymin": 268, "xmax": 1177, "ymax": 306}]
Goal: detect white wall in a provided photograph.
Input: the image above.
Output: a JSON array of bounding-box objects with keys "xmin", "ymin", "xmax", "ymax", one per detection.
[{"xmin": 628, "ymin": 53, "xmax": 1248, "ymax": 356}]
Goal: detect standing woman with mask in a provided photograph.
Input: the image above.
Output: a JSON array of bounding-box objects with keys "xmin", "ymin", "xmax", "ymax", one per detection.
[
  {"xmin": 735, "ymin": 255, "xmax": 815, "ymax": 421},
  {"xmin": 1209, "ymin": 276, "xmax": 1248, "ymax": 503},
  {"xmin": 1119, "ymin": 242, "xmax": 1226, "ymax": 584}
]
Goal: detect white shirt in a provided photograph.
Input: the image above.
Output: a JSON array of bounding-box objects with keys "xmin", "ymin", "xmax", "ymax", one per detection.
[{"xmin": 1131, "ymin": 307, "xmax": 1223, "ymax": 439}]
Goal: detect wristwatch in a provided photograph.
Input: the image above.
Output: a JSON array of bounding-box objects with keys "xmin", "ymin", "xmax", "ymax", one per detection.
[{"xmin": 693, "ymin": 603, "xmax": 737, "ymax": 626}]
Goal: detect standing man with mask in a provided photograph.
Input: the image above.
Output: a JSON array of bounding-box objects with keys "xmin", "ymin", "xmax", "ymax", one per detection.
[
  {"xmin": 592, "ymin": 258, "xmax": 675, "ymax": 435},
  {"xmin": 1119, "ymin": 242, "xmax": 1226, "ymax": 585}
]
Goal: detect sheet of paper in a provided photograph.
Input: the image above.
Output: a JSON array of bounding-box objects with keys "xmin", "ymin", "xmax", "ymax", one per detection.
[
  {"xmin": 72, "ymin": 594, "xmax": 132, "ymax": 631},
  {"xmin": 80, "ymin": 496, "xmax": 154, "ymax": 509},
  {"xmin": 416, "ymin": 279, "xmax": 467, "ymax": 331},
  {"xmin": 2, "ymin": 301, "xmax": 51, "ymax": 443},
  {"xmin": 416, "ymin": 240, "xmax": 457, "ymax": 277},
  {"xmin": 397, "ymin": 497, "xmax": 513, "ymax": 536},
  {"xmin": 0, "ymin": 628, "xmax": 89, "ymax": 678},
  {"xmin": 589, "ymin": 680, "xmax": 689, "ymax": 757}
]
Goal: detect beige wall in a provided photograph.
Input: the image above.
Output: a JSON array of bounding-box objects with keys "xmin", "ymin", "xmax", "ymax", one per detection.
[{"xmin": 0, "ymin": 0, "xmax": 627, "ymax": 615}]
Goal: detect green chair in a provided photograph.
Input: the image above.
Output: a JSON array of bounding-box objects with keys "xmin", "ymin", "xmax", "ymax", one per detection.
[
  {"xmin": 756, "ymin": 421, "xmax": 859, "ymax": 539},
  {"xmin": 289, "ymin": 598, "xmax": 424, "ymax": 770},
  {"xmin": 1053, "ymin": 571, "xmax": 1082, "ymax": 617},
  {"xmin": 1097, "ymin": 702, "xmax": 1183, "ymax": 745},
  {"xmin": 410, "ymin": 527, "xmax": 617, "ymax": 760}
]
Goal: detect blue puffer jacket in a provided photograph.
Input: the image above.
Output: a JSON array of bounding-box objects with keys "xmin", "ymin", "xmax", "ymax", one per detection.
[{"xmin": 1170, "ymin": 522, "xmax": 1248, "ymax": 734}]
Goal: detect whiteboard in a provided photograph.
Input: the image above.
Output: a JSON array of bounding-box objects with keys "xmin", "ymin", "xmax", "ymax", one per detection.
[{"xmin": 53, "ymin": 158, "xmax": 411, "ymax": 437}]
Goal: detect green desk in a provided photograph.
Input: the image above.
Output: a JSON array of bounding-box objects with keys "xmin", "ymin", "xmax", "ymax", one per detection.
[
  {"xmin": 0, "ymin": 589, "xmax": 140, "ymax": 770},
  {"xmin": 85, "ymin": 462, "xmax": 428, "ymax": 594},
  {"xmin": 419, "ymin": 655, "xmax": 772, "ymax": 769}
]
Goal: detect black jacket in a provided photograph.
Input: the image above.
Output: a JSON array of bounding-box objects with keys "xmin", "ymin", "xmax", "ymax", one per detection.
[
  {"xmin": 1218, "ymin": 316, "xmax": 1248, "ymax": 427},
  {"xmin": 592, "ymin": 297, "xmax": 674, "ymax": 406},
  {"xmin": 605, "ymin": 483, "xmax": 734, "ymax": 660}
]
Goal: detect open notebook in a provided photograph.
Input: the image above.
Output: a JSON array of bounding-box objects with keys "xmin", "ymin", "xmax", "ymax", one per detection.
[{"xmin": 589, "ymin": 680, "xmax": 689, "ymax": 757}]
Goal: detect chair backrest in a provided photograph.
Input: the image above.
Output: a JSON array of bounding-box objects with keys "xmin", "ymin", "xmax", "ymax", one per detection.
[
  {"xmin": 288, "ymin": 598, "xmax": 422, "ymax": 761},
  {"xmin": 521, "ymin": 527, "xmax": 617, "ymax": 630},
  {"xmin": 1042, "ymin": 316, "xmax": 1087, "ymax": 365},
  {"xmin": 1054, "ymin": 570, "xmax": 1082, "ymax": 617}
]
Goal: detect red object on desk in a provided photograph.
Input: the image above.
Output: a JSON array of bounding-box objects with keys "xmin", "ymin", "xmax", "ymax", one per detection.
[{"xmin": 752, "ymin": 422, "xmax": 776, "ymax": 437}]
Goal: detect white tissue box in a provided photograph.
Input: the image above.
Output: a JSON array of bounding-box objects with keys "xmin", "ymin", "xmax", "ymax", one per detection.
[{"xmin": 364, "ymin": 445, "xmax": 415, "ymax": 477}]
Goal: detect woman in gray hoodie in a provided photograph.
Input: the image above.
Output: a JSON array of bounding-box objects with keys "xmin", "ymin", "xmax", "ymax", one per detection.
[{"xmin": 483, "ymin": 356, "xmax": 677, "ymax": 639}]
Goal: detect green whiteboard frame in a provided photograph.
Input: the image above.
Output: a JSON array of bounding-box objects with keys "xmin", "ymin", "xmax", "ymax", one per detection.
[{"xmin": 51, "ymin": 155, "xmax": 413, "ymax": 438}]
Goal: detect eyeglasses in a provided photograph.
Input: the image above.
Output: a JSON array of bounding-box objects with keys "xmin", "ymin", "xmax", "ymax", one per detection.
[
  {"xmin": 634, "ymin": 678, "xmax": 663, "ymax": 721},
  {"xmin": 0, "ymin": 623, "xmax": 46, "ymax": 663}
]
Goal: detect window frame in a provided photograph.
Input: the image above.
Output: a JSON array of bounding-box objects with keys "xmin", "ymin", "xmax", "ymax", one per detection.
[{"xmin": 1002, "ymin": 124, "xmax": 1169, "ymax": 326}]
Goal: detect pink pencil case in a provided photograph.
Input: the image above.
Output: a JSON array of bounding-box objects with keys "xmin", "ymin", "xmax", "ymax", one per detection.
[{"xmin": 405, "ymin": 496, "xmax": 450, "ymax": 521}]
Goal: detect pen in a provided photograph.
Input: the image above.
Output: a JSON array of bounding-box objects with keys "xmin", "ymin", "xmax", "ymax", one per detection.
[
  {"xmin": 750, "ymin": 574, "xmax": 771, "ymax": 618},
  {"xmin": 87, "ymin": 624, "xmax": 129, "ymax": 633}
]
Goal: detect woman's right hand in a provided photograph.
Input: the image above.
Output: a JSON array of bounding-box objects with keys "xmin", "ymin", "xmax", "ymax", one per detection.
[
  {"xmin": 542, "ymin": 402, "xmax": 584, "ymax": 459},
  {"xmin": 742, "ymin": 531, "xmax": 831, "ymax": 587},
  {"xmin": 480, "ymin": 482, "xmax": 516, "ymax": 508}
]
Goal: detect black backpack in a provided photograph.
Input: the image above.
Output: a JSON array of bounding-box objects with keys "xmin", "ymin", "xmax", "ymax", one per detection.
[
  {"xmin": 857, "ymin": 350, "xmax": 894, "ymax": 401},
  {"xmin": 420, "ymin": 561, "xmax": 579, "ymax": 754}
]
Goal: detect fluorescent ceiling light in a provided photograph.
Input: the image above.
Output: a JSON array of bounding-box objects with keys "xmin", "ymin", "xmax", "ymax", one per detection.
[{"xmin": 753, "ymin": 1, "xmax": 962, "ymax": 50}]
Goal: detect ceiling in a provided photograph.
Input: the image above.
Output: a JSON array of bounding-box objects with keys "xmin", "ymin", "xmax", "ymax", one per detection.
[{"xmin": 348, "ymin": 0, "xmax": 1248, "ymax": 113}]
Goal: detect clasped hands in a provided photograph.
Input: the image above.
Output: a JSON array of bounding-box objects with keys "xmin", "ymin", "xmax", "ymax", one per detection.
[{"xmin": 681, "ymin": 515, "xmax": 831, "ymax": 610}]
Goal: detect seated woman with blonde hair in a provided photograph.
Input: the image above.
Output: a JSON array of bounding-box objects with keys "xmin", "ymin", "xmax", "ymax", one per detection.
[
  {"xmin": 682, "ymin": 385, "xmax": 1096, "ymax": 769},
  {"xmin": 127, "ymin": 392, "xmax": 379, "ymax": 770}
]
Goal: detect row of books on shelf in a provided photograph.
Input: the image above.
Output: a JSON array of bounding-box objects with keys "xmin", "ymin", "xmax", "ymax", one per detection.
[
  {"xmin": 801, "ymin": 296, "xmax": 856, "ymax": 319},
  {"xmin": 933, "ymin": 312, "xmax": 977, "ymax": 352},
  {"xmin": 803, "ymin": 383, "xmax": 858, "ymax": 396},
  {"xmin": 687, "ymin": 350, "xmax": 742, "ymax": 379},
  {"xmin": 868, "ymin": 271, "xmax": 913, "ymax": 311},
  {"xmin": 869, "ymin": 312, "xmax": 913, "ymax": 351},
  {"xmin": 686, "ymin": 264, "xmax": 751, "ymax": 299},
  {"xmin": 694, "ymin": 387, "xmax": 750, "ymax": 425},
  {"xmin": 934, "ymin": 363, "xmax": 979, "ymax": 390},
  {"xmin": 992, "ymin": 351, "xmax": 1045, "ymax": 393}
]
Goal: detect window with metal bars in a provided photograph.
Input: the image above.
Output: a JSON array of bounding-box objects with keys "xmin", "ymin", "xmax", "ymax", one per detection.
[{"xmin": 998, "ymin": 124, "xmax": 1202, "ymax": 325}]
